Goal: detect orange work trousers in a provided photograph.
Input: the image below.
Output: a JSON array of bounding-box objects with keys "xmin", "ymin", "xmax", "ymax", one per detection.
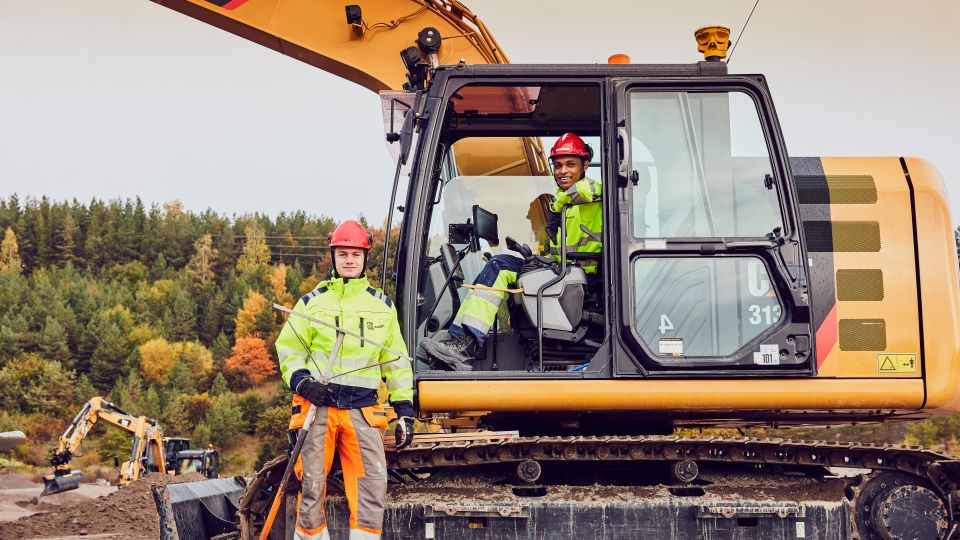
[{"xmin": 292, "ymin": 404, "xmax": 389, "ymax": 540}]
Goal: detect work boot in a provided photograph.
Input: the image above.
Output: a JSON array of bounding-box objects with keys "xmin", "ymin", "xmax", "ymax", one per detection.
[{"xmin": 420, "ymin": 332, "xmax": 480, "ymax": 371}]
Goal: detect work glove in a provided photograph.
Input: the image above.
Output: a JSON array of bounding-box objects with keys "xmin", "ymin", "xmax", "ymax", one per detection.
[
  {"xmin": 522, "ymin": 254, "xmax": 558, "ymax": 275},
  {"xmin": 295, "ymin": 377, "xmax": 328, "ymax": 407},
  {"xmin": 394, "ymin": 416, "xmax": 415, "ymax": 449},
  {"xmin": 521, "ymin": 256, "xmax": 543, "ymax": 274}
]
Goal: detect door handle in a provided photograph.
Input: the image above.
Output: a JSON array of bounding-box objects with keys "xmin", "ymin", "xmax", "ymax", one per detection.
[{"xmin": 617, "ymin": 127, "xmax": 631, "ymax": 179}]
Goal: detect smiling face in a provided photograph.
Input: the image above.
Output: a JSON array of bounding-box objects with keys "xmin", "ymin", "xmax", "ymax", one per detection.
[
  {"xmin": 551, "ymin": 155, "xmax": 588, "ymax": 190},
  {"xmin": 334, "ymin": 247, "xmax": 366, "ymax": 278}
]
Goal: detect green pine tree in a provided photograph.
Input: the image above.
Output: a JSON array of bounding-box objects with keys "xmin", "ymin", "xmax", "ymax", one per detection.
[
  {"xmin": 72, "ymin": 374, "xmax": 97, "ymax": 404},
  {"xmin": 165, "ymin": 288, "xmax": 197, "ymax": 342},
  {"xmin": 206, "ymin": 391, "xmax": 244, "ymax": 448},
  {"xmin": 166, "ymin": 359, "xmax": 195, "ymax": 395},
  {"xmin": 90, "ymin": 322, "xmax": 130, "ymax": 391},
  {"xmin": 209, "ymin": 372, "xmax": 229, "ymax": 397},
  {"xmin": 39, "ymin": 316, "xmax": 70, "ymax": 361},
  {"xmin": 142, "ymin": 385, "xmax": 161, "ymax": 420},
  {"xmin": 162, "ymin": 392, "xmax": 191, "ymax": 436},
  {"xmin": 191, "ymin": 421, "xmax": 212, "ymax": 448},
  {"xmin": 59, "ymin": 212, "xmax": 79, "ymax": 265}
]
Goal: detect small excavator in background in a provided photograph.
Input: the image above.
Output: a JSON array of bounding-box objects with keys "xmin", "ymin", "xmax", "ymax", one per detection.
[{"xmin": 41, "ymin": 397, "xmax": 219, "ymax": 496}]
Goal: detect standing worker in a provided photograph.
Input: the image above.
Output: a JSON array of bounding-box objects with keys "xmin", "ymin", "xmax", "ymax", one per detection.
[
  {"xmin": 420, "ymin": 133, "xmax": 602, "ymax": 369},
  {"xmin": 276, "ymin": 220, "xmax": 415, "ymax": 540}
]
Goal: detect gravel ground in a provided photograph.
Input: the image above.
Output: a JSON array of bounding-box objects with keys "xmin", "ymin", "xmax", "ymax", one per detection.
[{"xmin": 0, "ymin": 472, "xmax": 204, "ymax": 540}]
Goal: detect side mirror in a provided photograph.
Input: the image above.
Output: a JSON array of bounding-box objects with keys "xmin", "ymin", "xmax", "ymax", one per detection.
[{"xmin": 472, "ymin": 205, "xmax": 499, "ymax": 247}]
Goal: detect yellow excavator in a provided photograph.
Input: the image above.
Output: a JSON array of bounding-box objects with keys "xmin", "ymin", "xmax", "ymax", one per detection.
[
  {"xmin": 41, "ymin": 397, "xmax": 219, "ymax": 496},
  {"xmin": 139, "ymin": 2, "xmax": 960, "ymax": 538}
]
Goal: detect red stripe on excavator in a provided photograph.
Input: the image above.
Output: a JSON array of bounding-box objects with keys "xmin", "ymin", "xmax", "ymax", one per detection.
[
  {"xmin": 816, "ymin": 304, "xmax": 838, "ymax": 368},
  {"xmin": 221, "ymin": 0, "xmax": 250, "ymax": 9}
]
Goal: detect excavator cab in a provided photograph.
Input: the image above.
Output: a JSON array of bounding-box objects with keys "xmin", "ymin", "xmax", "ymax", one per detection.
[
  {"xmin": 404, "ymin": 66, "xmax": 815, "ymax": 387},
  {"xmin": 175, "ymin": 448, "xmax": 219, "ymax": 478}
]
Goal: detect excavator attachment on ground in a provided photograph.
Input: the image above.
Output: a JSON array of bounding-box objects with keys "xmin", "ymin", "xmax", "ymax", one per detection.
[
  {"xmin": 40, "ymin": 468, "xmax": 83, "ymax": 497},
  {"xmin": 154, "ymin": 476, "xmax": 248, "ymax": 540}
]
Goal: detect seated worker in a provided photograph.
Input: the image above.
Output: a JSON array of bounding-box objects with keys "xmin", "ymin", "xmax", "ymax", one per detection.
[{"xmin": 420, "ymin": 133, "xmax": 602, "ymax": 369}]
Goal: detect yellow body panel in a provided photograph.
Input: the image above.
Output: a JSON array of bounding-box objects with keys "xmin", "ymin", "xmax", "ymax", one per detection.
[
  {"xmin": 905, "ymin": 158, "xmax": 960, "ymax": 412},
  {"xmin": 818, "ymin": 157, "xmax": 921, "ymax": 378},
  {"xmin": 418, "ymin": 379, "xmax": 924, "ymax": 413}
]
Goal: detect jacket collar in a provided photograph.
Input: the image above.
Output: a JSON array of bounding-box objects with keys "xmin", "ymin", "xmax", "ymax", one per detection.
[{"xmin": 322, "ymin": 274, "xmax": 370, "ymax": 296}]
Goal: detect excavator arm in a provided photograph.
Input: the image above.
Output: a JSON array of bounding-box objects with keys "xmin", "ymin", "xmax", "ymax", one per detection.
[
  {"xmin": 148, "ymin": 0, "xmax": 546, "ymax": 176},
  {"xmin": 42, "ymin": 397, "xmax": 166, "ymax": 496},
  {"xmin": 149, "ymin": 0, "xmax": 506, "ymax": 91}
]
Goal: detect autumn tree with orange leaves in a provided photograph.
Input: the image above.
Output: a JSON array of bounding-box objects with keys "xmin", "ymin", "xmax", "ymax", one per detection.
[{"xmin": 224, "ymin": 336, "xmax": 276, "ymax": 385}]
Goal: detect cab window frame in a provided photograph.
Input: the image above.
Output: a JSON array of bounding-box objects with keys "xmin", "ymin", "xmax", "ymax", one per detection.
[{"xmin": 410, "ymin": 76, "xmax": 613, "ymax": 377}]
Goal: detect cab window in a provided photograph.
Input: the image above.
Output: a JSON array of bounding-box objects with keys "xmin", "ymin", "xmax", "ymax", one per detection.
[{"xmin": 630, "ymin": 91, "xmax": 782, "ymax": 239}]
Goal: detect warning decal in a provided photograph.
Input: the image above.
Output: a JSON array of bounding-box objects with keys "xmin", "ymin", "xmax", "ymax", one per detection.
[{"xmin": 877, "ymin": 353, "xmax": 917, "ymax": 374}]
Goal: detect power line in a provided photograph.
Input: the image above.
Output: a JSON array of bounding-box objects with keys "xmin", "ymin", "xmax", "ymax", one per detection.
[
  {"xmin": 210, "ymin": 234, "xmax": 331, "ymax": 240},
  {"xmin": 727, "ymin": 0, "xmax": 761, "ymax": 64}
]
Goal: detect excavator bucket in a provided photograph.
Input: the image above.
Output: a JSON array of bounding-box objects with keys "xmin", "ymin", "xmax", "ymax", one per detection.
[
  {"xmin": 153, "ymin": 476, "xmax": 247, "ymax": 540},
  {"xmin": 40, "ymin": 470, "xmax": 82, "ymax": 496}
]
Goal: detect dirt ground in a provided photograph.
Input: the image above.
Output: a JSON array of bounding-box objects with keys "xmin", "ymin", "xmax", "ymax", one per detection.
[{"xmin": 0, "ymin": 472, "xmax": 204, "ymax": 540}]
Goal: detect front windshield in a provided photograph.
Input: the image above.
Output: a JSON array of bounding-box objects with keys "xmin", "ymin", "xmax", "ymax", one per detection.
[{"xmin": 178, "ymin": 457, "xmax": 202, "ymax": 475}]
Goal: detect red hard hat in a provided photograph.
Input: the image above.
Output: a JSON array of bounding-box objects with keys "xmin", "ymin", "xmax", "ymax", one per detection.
[
  {"xmin": 549, "ymin": 133, "xmax": 591, "ymax": 161},
  {"xmin": 328, "ymin": 220, "xmax": 372, "ymax": 250}
]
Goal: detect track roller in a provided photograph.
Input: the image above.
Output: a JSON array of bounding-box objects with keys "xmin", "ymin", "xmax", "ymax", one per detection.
[
  {"xmin": 516, "ymin": 460, "xmax": 542, "ymax": 483},
  {"xmin": 671, "ymin": 460, "xmax": 699, "ymax": 484}
]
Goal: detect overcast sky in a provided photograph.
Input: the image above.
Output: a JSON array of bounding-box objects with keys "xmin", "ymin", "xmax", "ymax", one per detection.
[{"xmin": 2, "ymin": 0, "xmax": 958, "ymax": 224}]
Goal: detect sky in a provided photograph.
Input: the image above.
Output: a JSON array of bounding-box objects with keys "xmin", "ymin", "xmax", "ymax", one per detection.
[{"xmin": 1, "ymin": 0, "xmax": 958, "ymax": 223}]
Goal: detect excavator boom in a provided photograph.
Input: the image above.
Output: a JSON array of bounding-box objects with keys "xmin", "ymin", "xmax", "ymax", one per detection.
[
  {"xmin": 149, "ymin": 0, "xmax": 507, "ymax": 91},
  {"xmin": 148, "ymin": 0, "xmax": 545, "ymax": 178}
]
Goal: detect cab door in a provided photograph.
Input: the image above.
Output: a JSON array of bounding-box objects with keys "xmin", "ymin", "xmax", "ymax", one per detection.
[{"xmin": 609, "ymin": 77, "xmax": 814, "ymax": 376}]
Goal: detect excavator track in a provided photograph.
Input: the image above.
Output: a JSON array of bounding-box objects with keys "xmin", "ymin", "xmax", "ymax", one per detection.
[
  {"xmin": 388, "ymin": 435, "xmax": 960, "ymax": 539},
  {"xmin": 233, "ymin": 435, "xmax": 960, "ymax": 539}
]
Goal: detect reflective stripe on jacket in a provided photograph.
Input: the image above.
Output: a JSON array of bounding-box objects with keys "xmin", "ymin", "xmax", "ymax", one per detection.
[
  {"xmin": 546, "ymin": 177, "xmax": 603, "ymax": 272},
  {"xmin": 276, "ymin": 275, "xmax": 413, "ymax": 410}
]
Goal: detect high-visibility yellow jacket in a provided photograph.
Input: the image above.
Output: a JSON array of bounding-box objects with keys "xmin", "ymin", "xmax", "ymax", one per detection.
[
  {"xmin": 546, "ymin": 177, "xmax": 603, "ymax": 272},
  {"xmin": 276, "ymin": 274, "xmax": 413, "ymax": 417}
]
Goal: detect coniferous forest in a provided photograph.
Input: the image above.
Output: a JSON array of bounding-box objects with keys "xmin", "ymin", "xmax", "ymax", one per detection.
[
  {"xmin": 0, "ymin": 195, "xmax": 959, "ymax": 477},
  {"xmin": 0, "ymin": 195, "xmax": 397, "ymax": 475}
]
